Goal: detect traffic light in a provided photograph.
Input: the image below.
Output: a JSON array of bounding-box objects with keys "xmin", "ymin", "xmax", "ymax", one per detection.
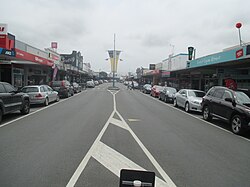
[{"xmin": 188, "ymin": 47, "xmax": 194, "ymax": 60}]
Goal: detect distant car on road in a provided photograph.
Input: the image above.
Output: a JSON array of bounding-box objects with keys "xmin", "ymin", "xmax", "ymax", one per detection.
[
  {"xmin": 71, "ymin": 82, "xmax": 82, "ymax": 93},
  {"xmin": 94, "ymin": 81, "xmax": 99, "ymax": 85},
  {"xmin": 86, "ymin": 81, "xmax": 95, "ymax": 88},
  {"xmin": 150, "ymin": 85, "xmax": 164, "ymax": 97},
  {"xmin": 159, "ymin": 87, "xmax": 177, "ymax": 103},
  {"xmin": 202, "ymin": 86, "xmax": 250, "ymax": 135},
  {"xmin": 142, "ymin": 84, "xmax": 152, "ymax": 94},
  {"xmin": 21, "ymin": 85, "xmax": 59, "ymax": 106},
  {"xmin": 0, "ymin": 82, "xmax": 30, "ymax": 123},
  {"xmin": 174, "ymin": 89, "xmax": 205, "ymax": 112},
  {"xmin": 50, "ymin": 80, "xmax": 74, "ymax": 98}
]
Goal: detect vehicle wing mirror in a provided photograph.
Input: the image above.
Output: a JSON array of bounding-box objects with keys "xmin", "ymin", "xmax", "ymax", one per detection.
[{"xmin": 225, "ymin": 97, "xmax": 236, "ymax": 106}]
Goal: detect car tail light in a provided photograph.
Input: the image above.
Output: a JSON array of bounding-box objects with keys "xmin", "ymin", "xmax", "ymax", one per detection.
[{"xmin": 35, "ymin": 93, "xmax": 43, "ymax": 98}]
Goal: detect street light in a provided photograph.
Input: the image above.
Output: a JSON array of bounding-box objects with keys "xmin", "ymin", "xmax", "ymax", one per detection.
[
  {"xmin": 106, "ymin": 34, "xmax": 122, "ymax": 89},
  {"xmin": 236, "ymin": 22, "xmax": 243, "ymax": 46}
]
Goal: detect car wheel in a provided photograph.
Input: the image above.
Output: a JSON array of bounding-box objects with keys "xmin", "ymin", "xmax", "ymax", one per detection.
[
  {"xmin": 20, "ymin": 100, "xmax": 30, "ymax": 115},
  {"xmin": 173, "ymin": 99, "xmax": 178, "ymax": 107},
  {"xmin": 164, "ymin": 96, "xmax": 167, "ymax": 103},
  {"xmin": 66, "ymin": 91, "xmax": 70, "ymax": 98},
  {"xmin": 44, "ymin": 98, "xmax": 49, "ymax": 106},
  {"xmin": 231, "ymin": 115, "xmax": 244, "ymax": 135},
  {"xmin": 56, "ymin": 95, "xmax": 60, "ymax": 102},
  {"xmin": 185, "ymin": 102, "xmax": 190, "ymax": 113},
  {"xmin": 0, "ymin": 109, "xmax": 2, "ymax": 123},
  {"xmin": 203, "ymin": 105, "xmax": 212, "ymax": 121}
]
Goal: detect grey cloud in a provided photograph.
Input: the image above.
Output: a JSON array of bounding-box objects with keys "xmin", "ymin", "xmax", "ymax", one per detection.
[{"xmin": 141, "ymin": 34, "xmax": 171, "ymax": 47}]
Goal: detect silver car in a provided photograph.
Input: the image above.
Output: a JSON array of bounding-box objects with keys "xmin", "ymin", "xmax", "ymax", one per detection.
[
  {"xmin": 173, "ymin": 89, "xmax": 206, "ymax": 112},
  {"xmin": 21, "ymin": 85, "xmax": 59, "ymax": 106}
]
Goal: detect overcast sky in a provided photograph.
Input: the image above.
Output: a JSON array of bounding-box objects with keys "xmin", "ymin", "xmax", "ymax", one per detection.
[{"xmin": 1, "ymin": 0, "xmax": 249, "ymax": 74}]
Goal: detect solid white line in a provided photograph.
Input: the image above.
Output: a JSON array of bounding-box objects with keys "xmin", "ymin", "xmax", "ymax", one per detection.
[
  {"xmin": 139, "ymin": 91, "xmax": 250, "ymax": 142},
  {"xmin": 92, "ymin": 141, "xmax": 168, "ymax": 187},
  {"xmin": 0, "ymin": 91, "xmax": 84, "ymax": 128},
  {"xmin": 66, "ymin": 96, "xmax": 116, "ymax": 187},
  {"xmin": 115, "ymin": 111, "xmax": 176, "ymax": 187}
]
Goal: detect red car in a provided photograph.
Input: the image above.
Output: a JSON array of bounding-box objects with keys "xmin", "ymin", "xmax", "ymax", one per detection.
[{"xmin": 150, "ymin": 85, "xmax": 164, "ymax": 97}]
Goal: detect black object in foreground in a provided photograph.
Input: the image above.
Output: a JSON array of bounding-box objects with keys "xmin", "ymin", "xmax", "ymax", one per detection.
[{"xmin": 120, "ymin": 169, "xmax": 155, "ymax": 187}]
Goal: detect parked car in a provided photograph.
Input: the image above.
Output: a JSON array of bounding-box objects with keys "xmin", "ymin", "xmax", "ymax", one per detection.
[
  {"xmin": 142, "ymin": 84, "xmax": 152, "ymax": 94},
  {"xmin": 50, "ymin": 80, "xmax": 74, "ymax": 98},
  {"xmin": 21, "ymin": 85, "xmax": 59, "ymax": 106},
  {"xmin": 174, "ymin": 89, "xmax": 206, "ymax": 112},
  {"xmin": 71, "ymin": 82, "xmax": 82, "ymax": 93},
  {"xmin": 0, "ymin": 82, "xmax": 30, "ymax": 123},
  {"xmin": 94, "ymin": 81, "xmax": 99, "ymax": 85},
  {"xmin": 86, "ymin": 80, "xmax": 95, "ymax": 88},
  {"xmin": 159, "ymin": 87, "xmax": 177, "ymax": 103},
  {"xmin": 201, "ymin": 86, "xmax": 250, "ymax": 135},
  {"xmin": 150, "ymin": 85, "xmax": 164, "ymax": 97},
  {"xmin": 98, "ymin": 80, "xmax": 103, "ymax": 84}
]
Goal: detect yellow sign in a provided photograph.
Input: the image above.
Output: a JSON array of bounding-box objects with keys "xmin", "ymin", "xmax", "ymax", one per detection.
[{"xmin": 108, "ymin": 50, "xmax": 121, "ymax": 72}]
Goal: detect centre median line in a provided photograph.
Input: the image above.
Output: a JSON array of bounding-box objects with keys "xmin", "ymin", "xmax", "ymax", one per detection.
[{"xmin": 66, "ymin": 89, "xmax": 176, "ymax": 187}]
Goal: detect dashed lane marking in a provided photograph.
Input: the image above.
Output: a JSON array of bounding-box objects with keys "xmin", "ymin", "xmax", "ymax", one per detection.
[{"xmin": 128, "ymin": 118, "xmax": 141, "ymax": 122}]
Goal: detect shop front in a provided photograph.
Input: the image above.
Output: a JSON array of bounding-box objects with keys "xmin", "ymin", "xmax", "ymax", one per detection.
[{"xmin": 188, "ymin": 44, "xmax": 250, "ymax": 90}]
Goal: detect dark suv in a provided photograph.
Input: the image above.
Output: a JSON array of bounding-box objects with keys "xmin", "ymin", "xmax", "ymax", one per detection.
[
  {"xmin": 201, "ymin": 86, "xmax": 250, "ymax": 135},
  {"xmin": 0, "ymin": 82, "xmax": 30, "ymax": 123},
  {"xmin": 50, "ymin": 80, "xmax": 74, "ymax": 98}
]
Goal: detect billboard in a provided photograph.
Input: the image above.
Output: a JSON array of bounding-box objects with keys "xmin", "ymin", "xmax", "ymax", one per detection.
[{"xmin": 51, "ymin": 42, "xmax": 58, "ymax": 49}]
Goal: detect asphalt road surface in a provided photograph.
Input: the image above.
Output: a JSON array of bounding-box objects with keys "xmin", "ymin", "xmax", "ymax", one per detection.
[{"xmin": 0, "ymin": 83, "xmax": 249, "ymax": 187}]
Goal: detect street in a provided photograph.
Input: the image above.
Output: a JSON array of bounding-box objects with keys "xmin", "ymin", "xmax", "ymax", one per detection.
[{"xmin": 0, "ymin": 83, "xmax": 250, "ymax": 187}]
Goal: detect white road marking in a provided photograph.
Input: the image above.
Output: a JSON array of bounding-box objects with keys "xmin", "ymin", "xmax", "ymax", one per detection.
[
  {"xmin": 67, "ymin": 90, "xmax": 176, "ymax": 187},
  {"xmin": 110, "ymin": 118, "xmax": 128, "ymax": 130},
  {"xmin": 139, "ymin": 91, "xmax": 250, "ymax": 142},
  {"xmin": 92, "ymin": 141, "xmax": 168, "ymax": 187},
  {"xmin": 128, "ymin": 118, "xmax": 141, "ymax": 122},
  {"xmin": 115, "ymin": 111, "xmax": 176, "ymax": 187},
  {"xmin": 0, "ymin": 91, "xmax": 84, "ymax": 128}
]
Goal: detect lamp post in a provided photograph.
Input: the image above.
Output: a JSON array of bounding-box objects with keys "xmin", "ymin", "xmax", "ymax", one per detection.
[
  {"xmin": 107, "ymin": 34, "xmax": 122, "ymax": 90},
  {"xmin": 236, "ymin": 22, "xmax": 243, "ymax": 46}
]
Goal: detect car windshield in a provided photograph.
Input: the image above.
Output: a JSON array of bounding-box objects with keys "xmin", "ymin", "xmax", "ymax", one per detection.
[
  {"xmin": 167, "ymin": 88, "xmax": 177, "ymax": 94},
  {"xmin": 235, "ymin": 91, "xmax": 250, "ymax": 104},
  {"xmin": 188, "ymin": 90, "xmax": 205, "ymax": 97},
  {"xmin": 22, "ymin": 87, "xmax": 39, "ymax": 93}
]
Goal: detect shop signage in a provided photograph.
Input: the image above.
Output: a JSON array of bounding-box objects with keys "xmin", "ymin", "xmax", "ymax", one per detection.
[
  {"xmin": 162, "ymin": 71, "xmax": 171, "ymax": 77},
  {"xmin": 189, "ymin": 46, "xmax": 247, "ymax": 68},
  {"xmin": 0, "ymin": 48, "xmax": 16, "ymax": 56},
  {"xmin": 236, "ymin": 48, "xmax": 243, "ymax": 58},
  {"xmin": 0, "ymin": 24, "xmax": 7, "ymax": 34},
  {"xmin": 51, "ymin": 42, "xmax": 58, "ymax": 49},
  {"xmin": 61, "ymin": 54, "xmax": 76, "ymax": 64},
  {"xmin": 15, "ymin": 48, "xmax": 54, "ymax": 66}
]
